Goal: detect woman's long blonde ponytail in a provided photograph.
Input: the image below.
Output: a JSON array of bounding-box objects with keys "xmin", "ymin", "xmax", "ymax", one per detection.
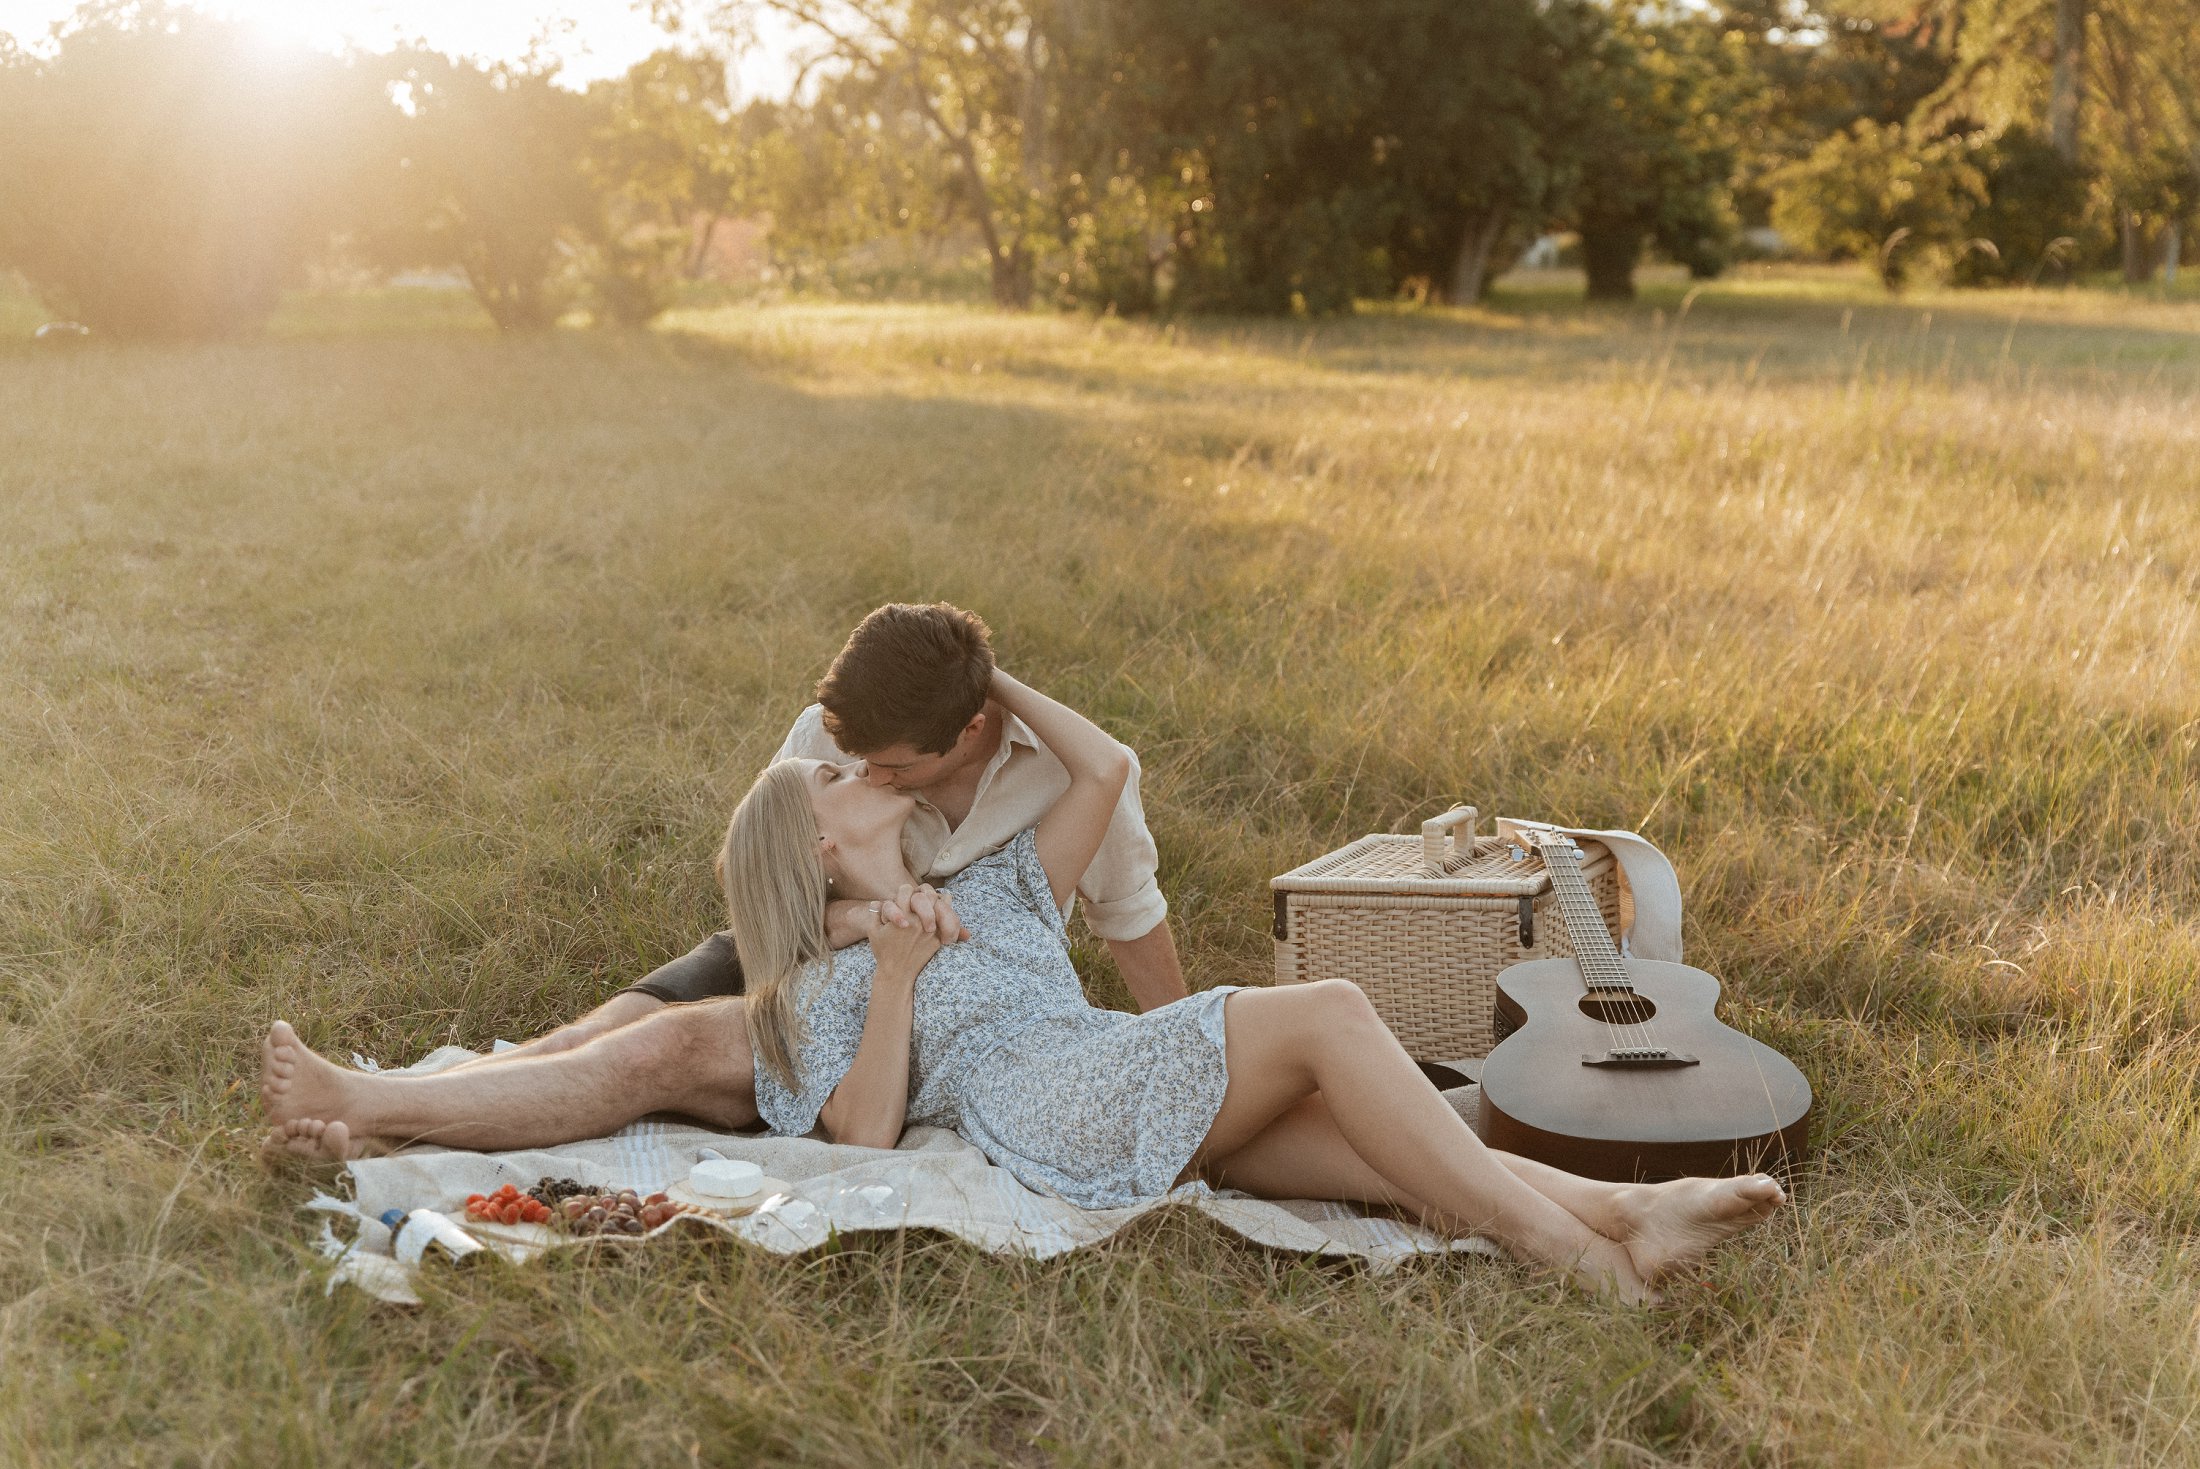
[{"xmin": 720, "ymin": 761, "xmax": 834, "ymax": 1091}]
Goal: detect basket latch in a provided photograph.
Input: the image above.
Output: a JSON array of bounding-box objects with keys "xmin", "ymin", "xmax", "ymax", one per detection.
[
  {"xmin": 1517, "ymin": 896, "xmax": 1534, "ymax": 948},
  {"xmin": 1272, "ymin": 890, "xmax": 1290, "ymax": 941}
]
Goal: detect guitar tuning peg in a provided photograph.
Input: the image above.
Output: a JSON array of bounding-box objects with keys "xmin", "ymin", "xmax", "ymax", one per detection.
[{"xmin": 1508, "ymin": 844, "xmax": 1526, "ymax": 863}]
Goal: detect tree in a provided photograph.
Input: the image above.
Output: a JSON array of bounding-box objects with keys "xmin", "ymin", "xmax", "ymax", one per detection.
[
  {"xmin": 1111, "ymin": 0, "xmax": 1398, "ymax": 315},
  {"xmin": 584, "ymin": 51, "xmax": 752, "ymax": 324},
  {"xmin": 737, "ymin": 76, "xmax": 965, "ymax": 293},
  {"xmin": 2047, "ymin": 0, "xmax": 2084, "ymax": 164},
  {"xmin": 1358, "ymin": 0, "xmax": 1583, "ymax": 305},
  {"xmin": 1068, "ymin": 0, "xmax": 1590, "ymax": 313},
  {"xmin": 0, "ymin": 4, "xmax": 375, "ymax": 338},
  {"xmin": 1873, "ymin": 0, "xmax": 2200, "ymax": 281},
  {"xmin": 1947, "ymin": 126, "xmax": 2092, "ymax": 284},
  {"xmin": 2089, "ymin": 2, "xmax": 2199, "ymax": 281},
  {"xmin": 1561, "ymin": 7, "xmax": 1744, "ymax": 302},
  {"xmin": 1714, "ymin": 0, "xmax": 1955, "ymax": 234},
  {"xmin": 361, "ymin": 52, "xmax": 604, "ymax": 332},
  {"xmin": 730, "ymin": 0, "xmax": 1065, "ymax": 308},
  {"xmin": 1770, "ymin": 118, "xmax": 1987, "ymax": 288}
]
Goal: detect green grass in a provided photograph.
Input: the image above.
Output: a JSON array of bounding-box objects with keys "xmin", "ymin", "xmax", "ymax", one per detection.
[{"xmin": 3, "ymin": 268, "xmax": 2199, "ymax": 1465}]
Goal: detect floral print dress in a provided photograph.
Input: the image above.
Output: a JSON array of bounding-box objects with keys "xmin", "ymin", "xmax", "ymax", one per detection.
[{"xmin": 753, "ymin": 829, "xmax": 1238, "ymax": 1208}]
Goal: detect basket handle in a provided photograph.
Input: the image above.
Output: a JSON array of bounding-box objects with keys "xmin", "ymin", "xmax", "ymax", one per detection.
[{"xmin": 1420, "ymin": 806, "xmax": 1478, "ymax": 874}]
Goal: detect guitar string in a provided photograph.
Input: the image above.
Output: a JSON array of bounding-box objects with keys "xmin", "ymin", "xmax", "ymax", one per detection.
[
  {"xmin": 1531, "ymin": 835, "xmax": 1622, "ymax": 1056},
  {"xmin": 1552, "ymin": 837, "xmax": 1660, "ymax": 1054},
  {"xmin": 1540, "ymin": 835, "xmax": 1635, "ymax": 1056},
  {"xmin": 1543, "ymin": 838, "xmax": 1619, "ymax": 1054}
]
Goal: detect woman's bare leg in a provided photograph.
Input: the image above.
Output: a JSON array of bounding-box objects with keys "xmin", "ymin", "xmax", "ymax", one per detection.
[
  {"xmin": 1189, "ymin": 982, "xmax": 1651, "ymax": 1299},
  {"xmin": 1208, "ymin": 1088, "xmax": 1784, "ymax": 1285},
  {"xmin": 1191, "ymin": 983, "xmax": 1785, "ymax": 1297},
  {"xmin": 1200, "ymin": 1094, "xmax": 1437, "ymax": 1217}
]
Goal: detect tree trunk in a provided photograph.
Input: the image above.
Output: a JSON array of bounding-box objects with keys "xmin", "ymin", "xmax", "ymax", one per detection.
[
  {"xmin": 990, "ymin": 244, "xmax": 1034, "ymax": 309},
  {"xmin": 1448, "ymin": 207, "xmax": 1508, "ymax": 304},
  {"xmin": 685, "ymin": 213, "xmax": 719, "ymax": 280},
  {"xmin": 1581, "ymin": 221, "xmax": 1643, "ymax": 302},
  {"xmin": 2121, "ymin": 210, "xmax": 2153, "ymax": 283},
  {"xmin": 1019, "ymin": 26, "xmax": 1050, "ymax": 194},
  {"xmin": 2165, "ymin": 222, "xmax": 2182, "ymax": 285},
  {"xmin": 2049, "ymin": 0, "xmax": 2086, "ymax": 164}
]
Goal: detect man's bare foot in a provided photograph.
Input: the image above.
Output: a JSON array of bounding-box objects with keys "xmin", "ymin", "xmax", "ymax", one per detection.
[
  {"xmin": 258, "ymin": 1116, "xmax": 391, "ymax": 1169},
  {"xmin": 1613, "ymin": 1173, "xmax": 1787, "ymax": 1284},
  {"xmin": 260, "ymin": 1020, "xmax": 368, "ymax": 1132}
]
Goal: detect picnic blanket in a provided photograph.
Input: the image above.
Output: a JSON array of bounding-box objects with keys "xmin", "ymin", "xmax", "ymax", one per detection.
[{"xmin": 309, "ymin": 1044, "xmax": 1502, "ymax": 1304}]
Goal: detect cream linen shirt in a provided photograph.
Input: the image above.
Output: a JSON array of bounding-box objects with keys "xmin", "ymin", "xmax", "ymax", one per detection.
[{"xmin": 771, "ymin": 703, "xmax": 1167, "ymax": 942}]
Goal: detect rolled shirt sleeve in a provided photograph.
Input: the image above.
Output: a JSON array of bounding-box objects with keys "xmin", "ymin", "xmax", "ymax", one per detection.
[{"xmin": 1072, "ymin": 744, "xmax": 1167, "ymax": 942}]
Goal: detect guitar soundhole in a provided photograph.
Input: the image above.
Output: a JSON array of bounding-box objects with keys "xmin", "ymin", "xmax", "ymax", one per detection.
[{"xmin": 1580, "ymin": 993, "xmax": 1656, "ymax": 1022}]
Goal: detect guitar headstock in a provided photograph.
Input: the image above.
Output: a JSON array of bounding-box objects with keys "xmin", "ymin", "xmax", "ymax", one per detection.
[{"xmin": 1499, "ymin": 819, "xmax": 1581, "ymax": 861}]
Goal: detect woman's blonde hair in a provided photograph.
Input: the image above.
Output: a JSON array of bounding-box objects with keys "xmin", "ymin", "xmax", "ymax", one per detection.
[{"xmin": 720, "ymin": 760, "xmax": 833, "ymax": 1091}]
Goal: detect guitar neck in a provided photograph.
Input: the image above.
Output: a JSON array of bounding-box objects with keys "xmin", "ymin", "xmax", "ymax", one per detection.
[{"xmin": 1538, "ymin": 839, "xmax": 1630, "ymax": 991}]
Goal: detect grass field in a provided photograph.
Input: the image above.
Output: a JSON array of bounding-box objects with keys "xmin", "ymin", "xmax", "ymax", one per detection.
[{"xmin": 3, "ymin": 266, "xmax": 2199, "ymax": 1465}]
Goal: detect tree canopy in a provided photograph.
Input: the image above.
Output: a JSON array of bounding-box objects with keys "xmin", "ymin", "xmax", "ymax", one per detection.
[{"xmin": 2, "ymin": 0, "xmax": 2196, "ymax": 336}]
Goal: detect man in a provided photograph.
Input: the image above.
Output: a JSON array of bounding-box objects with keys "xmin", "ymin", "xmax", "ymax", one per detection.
[{"xmin": 261, "ymin": 603, "xmax": 1184, "ymax": 1159}]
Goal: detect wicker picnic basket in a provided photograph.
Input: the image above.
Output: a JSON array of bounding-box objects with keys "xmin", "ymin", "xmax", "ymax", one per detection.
[{"xmin": 1270, "ymin": 806, "xmax": 1626, "ymax": 1063}]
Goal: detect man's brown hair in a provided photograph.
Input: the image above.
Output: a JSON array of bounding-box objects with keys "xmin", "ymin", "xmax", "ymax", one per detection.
[{"xmin": 818, "ymin": 603, "xmax": 996, "ymax": 756}]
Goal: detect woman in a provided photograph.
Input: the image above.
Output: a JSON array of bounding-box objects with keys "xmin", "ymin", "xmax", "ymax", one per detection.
[{"xmin": 724, "ymin": 669, "xmax": 1786, "ymax": 1303}]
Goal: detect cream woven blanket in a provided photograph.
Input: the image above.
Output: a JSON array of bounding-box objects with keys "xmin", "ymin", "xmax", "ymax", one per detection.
[{"xmin": 310, "ymin": 1045, "xmax": 1500, "ymax": 1304}]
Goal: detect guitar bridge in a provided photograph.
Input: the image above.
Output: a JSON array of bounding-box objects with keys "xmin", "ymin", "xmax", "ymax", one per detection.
[{"xmin": 1582, "ymin": 1048, "xmax": 1700, "ymax": 1069}]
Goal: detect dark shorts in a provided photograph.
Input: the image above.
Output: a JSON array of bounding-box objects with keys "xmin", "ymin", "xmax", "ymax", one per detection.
[{"xmin": 620, "ymin": 931, "xmax": 745, "ymax": 1004}]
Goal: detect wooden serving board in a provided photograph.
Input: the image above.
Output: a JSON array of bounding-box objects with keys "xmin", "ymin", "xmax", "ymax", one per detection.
[{"xmin": 453, "ymin": 1216, "xmax": 560, "ymax": 1250}]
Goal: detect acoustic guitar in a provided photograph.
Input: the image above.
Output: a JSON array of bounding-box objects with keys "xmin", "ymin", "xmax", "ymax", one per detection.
[{"xmin": 1477, "ymin": 829, "xmax": 1812, "ymax": 1182}]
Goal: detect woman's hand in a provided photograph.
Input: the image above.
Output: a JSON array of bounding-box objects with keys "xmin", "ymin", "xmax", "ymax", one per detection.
[{"xmin": 869, "ymin": 883, "xmax": 956, "ymax": 979}]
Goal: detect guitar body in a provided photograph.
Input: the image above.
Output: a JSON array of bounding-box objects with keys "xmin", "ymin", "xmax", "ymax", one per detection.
[{"xmin": 1478, "ymin": 956, "xmax": 1813, "ymax": 1182}]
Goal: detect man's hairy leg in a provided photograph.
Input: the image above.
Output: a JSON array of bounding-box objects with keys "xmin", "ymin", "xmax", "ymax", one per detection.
[
  {"xmin": 258, "ymin": 999, "xmax": 758, "ymax": 1159},
  {"xmin": 447, "ymin": 990, "xmax": 666, "ymax": 1070}
]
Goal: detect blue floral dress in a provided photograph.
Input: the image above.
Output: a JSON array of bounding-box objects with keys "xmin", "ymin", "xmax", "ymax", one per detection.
[{"xmin": 753, "ymin": 829, "xmax": 1239, "ymax": 1208}]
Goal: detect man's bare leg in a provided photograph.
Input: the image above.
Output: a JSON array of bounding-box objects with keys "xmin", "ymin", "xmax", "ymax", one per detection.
[
  {"xmin": 258, "ymin": 999, "xmax": 757, "ymax": 1159},
  {"xmin": 446, "ymin": 990, "xmax": 667, "ymax": 1070}
]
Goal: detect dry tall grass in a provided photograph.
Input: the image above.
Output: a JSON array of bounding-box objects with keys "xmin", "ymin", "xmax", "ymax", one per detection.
[{"xmin": 2, "ymin": 269, "xmax": 2197, "ymax": 1465}]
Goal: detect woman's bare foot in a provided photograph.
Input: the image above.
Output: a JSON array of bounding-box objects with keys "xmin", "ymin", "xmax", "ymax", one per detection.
[
  {"xmin": 1613, "ymin": 1173, "xmax": 1787, "ymax": 1284},
  {"xmin": 1568, "ymin": 1234, "xmax": 1662, "ymax": 1306}
]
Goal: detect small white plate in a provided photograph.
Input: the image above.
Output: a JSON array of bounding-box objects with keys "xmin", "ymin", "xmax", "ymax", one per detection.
[{"xmin": 664, "ymin": 1176, "xmax": 791, "ymax": 1218}]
